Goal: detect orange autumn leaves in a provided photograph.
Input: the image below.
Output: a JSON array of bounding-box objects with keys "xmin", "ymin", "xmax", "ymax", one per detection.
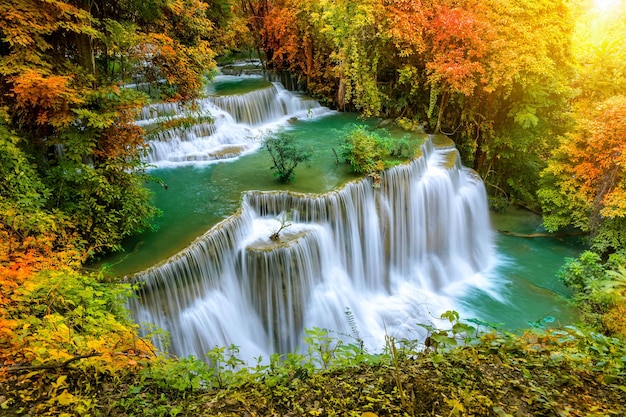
[
  {"xmin": 542, "ymin": 96, "xmax": 626, "ymax": 231},
  {"xmin": 11, "ymin": 70, "xmax": 82, "ymax": 130},
  {"xmin": 0, "ymin": 0, "xmax": 224, "ymax": 264},
  {"xmin": 424, "ymin": 3, "xmax": 491, "ymax": 97},
  {"xmin": 574, "ymin": 97, "xmax": 626, "ymax": 219}
]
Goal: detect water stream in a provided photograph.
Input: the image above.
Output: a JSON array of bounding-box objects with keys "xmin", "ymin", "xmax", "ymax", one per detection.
[{"xmin": 107, "ymin": 74, "xmax": 581, "ymax": 363}]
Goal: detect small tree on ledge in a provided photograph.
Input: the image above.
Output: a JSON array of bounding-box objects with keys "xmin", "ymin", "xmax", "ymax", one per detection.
[
  {"xmin": 264, "ymin": 132, "xmax": 313, "ymax": 182},
  {"xmin": 270, "ymin": 211, "xmax": 293, "ymax": 241}
]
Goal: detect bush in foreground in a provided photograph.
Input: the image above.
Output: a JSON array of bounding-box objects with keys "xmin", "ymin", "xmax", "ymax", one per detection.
[{"xmin": 3, "ymin": 304, "xmax": 625, "ymax": 416}]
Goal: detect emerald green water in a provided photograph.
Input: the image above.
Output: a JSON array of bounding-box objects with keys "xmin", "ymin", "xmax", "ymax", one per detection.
[
  {"xmin": 101, "ymin": 112, "xmax": 369, "ymax": 275},
  {"xmin": 205, "ymin": 75, "xmax": 271, "ymax": 95},
  {"xmin": 104, "ymin": 144, "xmax": 583, "ymax": 333},
  {"xmin": 459, "ymin": 208, "xmax": 583, "ymax": 331},
  {"xmin": 100, "ymin": 75, "xmax": 584, "ymax": 333}
]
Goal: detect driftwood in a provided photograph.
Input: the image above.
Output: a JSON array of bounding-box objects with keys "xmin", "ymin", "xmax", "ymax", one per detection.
[
  {"xmin": 4, "ymin": 351, "xmax": 102, "ymax": 373},
  {"xmin": 498, "ymin": 230, "xmax": 587, "ymax": 239}
]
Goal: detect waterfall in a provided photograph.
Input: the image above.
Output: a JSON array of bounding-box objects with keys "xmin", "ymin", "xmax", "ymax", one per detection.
[
  {"xmin": 137, "ymin": 77, "xmax": 329, "ymax": 167},
  {"xmin": 127, "ymin": 135, "xmax": 496, "ymax": 363}
]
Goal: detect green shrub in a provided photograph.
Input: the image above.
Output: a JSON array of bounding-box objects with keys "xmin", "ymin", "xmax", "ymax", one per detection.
[
  {"xmin": 339, "ymin": 125, "xmax": 418, "ymax": 180},
  {"xmin": 264, "ymin": 132, "xmax": 313, "ymax": 182}
]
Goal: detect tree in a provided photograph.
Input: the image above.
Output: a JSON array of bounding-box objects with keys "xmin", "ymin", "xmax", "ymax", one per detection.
[
  {"xmin": 0, "ymin": 121, "xmax": 71, "ymax": 264},
  {"xmin": 422, "ymin": 1, "xmax": 491, "ymax": 133},
  {"xmin": 539, "ymin": 95, "xmax": 626, "ymax": 253},
  {"xmin": 570, "ymin": 1, "xmax": 626, "ymax": 109},
  {"xmin": 539, "ymin": 2, "xmax": 626, "ymax": 253},
  {"xmin": 339, "ymin": 125, "xmax": 417, "ymax": 187},
  {"xmin": 248, "ymin": 0, "xmax": 575, "ymax": 208},
  {"xmin": 0, "ymin": 0, "xmax": 223, "ymax": 260},
  {"xmin": 264, "ymin": 132, "xmax": 313, "ymax": 182},
  {"xmin": 340, "ymin": 125, "xmax": 392, "ymax": 175}
]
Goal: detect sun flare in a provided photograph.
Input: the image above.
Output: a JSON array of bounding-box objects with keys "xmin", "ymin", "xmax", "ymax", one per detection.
[{"xmin": 593, "ymin": 0, "xmax": 621, "ymax": 11}]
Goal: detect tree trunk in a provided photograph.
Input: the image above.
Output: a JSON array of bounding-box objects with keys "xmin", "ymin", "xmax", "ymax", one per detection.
[
  {"xmin": 304, "ymin": 33, "xmax": 313, "ymax": 88},
  {"xmin": 76, "ymin": 0, "xmax": 95, "ymax": 78},
  {"xmin": 77, "ymin": 34, "xmax": 95, "ymax": 76},
  {"xmin": 434, "ymin": 90, "xmax": 449, "ymax": 133}
]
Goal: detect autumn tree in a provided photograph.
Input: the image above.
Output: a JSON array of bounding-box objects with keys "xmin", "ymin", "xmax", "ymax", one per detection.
[
  {"xmin": 421, "ymin": 0, "xmax": 575, "ymax": 207},
  {"xmin": 421, "ymin": 1, "xmax": 492, "ymax": 133},
  {"xmin": 0, "ymin": 0, "xmax": 222, "ymax": 260},
  {"xmin": 540, "ymin": 95, "xmax": 626, "ymax": 253},
  {"xmin": 262, "ymin": 0, "xmax": 340, "ymax": 105},
  {"xmin": 251, "ymin": 0, "xmax": 575, "ymax": 208},
  {"xmin": 569, "ymin": 0, "xmax": 626, "ymax": 110},
  {"xmin": 539, "ymin": 1, "xmax": 626, "ymax": 253}
]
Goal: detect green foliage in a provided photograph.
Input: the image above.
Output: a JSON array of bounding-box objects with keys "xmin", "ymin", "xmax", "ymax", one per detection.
[
  {"xmin": 205, "ymin": 344, "xmax": 246, "ymax": 388},
  {"xmin": 0, "ymin": 267, "xmax": 155, "ymax": 416},
  {"xmin": 5, "ymin": 304, "xmax": 626, "ymax": 416},
  {"xmin": 45, "ymin": 159, "xmax": 159, "ymax": 256},
  {"xmin": 253, "ymin": 0, "xmax": 578, "ymax": 210},
  {"xmin": 416, "ymin": 310, "xmax": 479, "ymax": 353},
  {"xmin": 142, "ymin": 355, "xmax": 214, "ymax": 394},
  {"xmin": 540, "ymin": 94, "xmax": 626, "ymax": 252},
  {"xmin": 558, "ymin": 250, "xmax": 626, "ymax": 336},
  {"xmin": 269, "ymin": 210, "xmax": 293, "ymax": 241},
  {"xmin": 0, "ymin": 126, "xmax": 54, "ymax": 249},
  {"xmin": 263, "ymin": 132, "xmax": 313, "ymax": 182},
  {"xmin": 558, "ymin": 250, "xmax": 605, "ymax": 293},
  {"xmin": 339, "ymin": 125, "xmax": 418, "ymax": 184},
  {"xmin": 126, "ymin": 317, "xmax": 626, "ymax": 416},
  {"xmin": 340, "ymin": 125, "xmax": 390, "ymax": 175},
  {"xmin": 591, "ymin": 216, "xmax": 626, "ymax": 256},
  {"xmin": 0, "ymin": 125, "xmax": 48, "ymax": 208},
  {"xmin": 0, "ymin": 0, "xmax": 226, "ymax": 263}
]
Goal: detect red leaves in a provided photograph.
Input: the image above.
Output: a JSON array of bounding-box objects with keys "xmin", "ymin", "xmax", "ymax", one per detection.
[{"xmin": 424, "ymin": 2, "xmax": 491, "ymax": 96}]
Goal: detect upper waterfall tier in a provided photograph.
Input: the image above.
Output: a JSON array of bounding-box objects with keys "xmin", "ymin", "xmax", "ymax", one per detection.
[
  {"xmin": 137, "ymin": 77, "xmax": 331, "ymax": 167},
  {"xmin": 127, "ymin": 136, "xmax": 496, "ymax": 363}
]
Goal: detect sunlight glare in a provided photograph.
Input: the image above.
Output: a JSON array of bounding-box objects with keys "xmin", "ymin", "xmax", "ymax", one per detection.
[{"xmin": 593, "ymin": 0, "xmax": 620, "ymax": 11}]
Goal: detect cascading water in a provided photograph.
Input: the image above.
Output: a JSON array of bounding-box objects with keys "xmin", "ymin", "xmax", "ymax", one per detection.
[
  {"xmin": 137, "ymin": 76, "xmax": 327, "ymax": 167},
  {"xmin": 127, "ymin": 91, "xmax": 497, "ymax": 363}
]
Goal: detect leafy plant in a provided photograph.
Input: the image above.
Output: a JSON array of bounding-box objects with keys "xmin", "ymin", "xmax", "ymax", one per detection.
[
  {"xmin": 269, "ymin": 211, "xmax": 293, "ymax": 241},
  {"xmin": 339, "ymin": 125, "xmax": 393, "ymax": 175},
  {"xmin": 339, "ymin": 125, "xmax": 418, "ymax": 187},
  {"xmin": 417, "ymin": 310, "xmax": 478, "ymax": 352},
  {"xmin": 557, "ymin": 251, "xmax": 605, "ymax": 293},
  {"xmin": 206, "ymin": 344, "xmax": 246, "ymax": 388},
  {"xmin": 558, "ymin": 250, "xmax": 626, "ymax": 336},
  {"xmin": 0, "ymin": 267, "xmax": 155, "ymax": 416},
  {"xmin": 264, "ymin": 132, "xmax": 313, "ymax": 182}
]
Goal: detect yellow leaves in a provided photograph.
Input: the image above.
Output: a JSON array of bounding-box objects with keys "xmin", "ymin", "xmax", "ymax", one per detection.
[
  {"xmin": 600, "ymin": 189, "xmax": 626, "ymax": 219},
  {"xmin": 0, "ymin": 267, "xmax": 156, "ymax": 391},
  {"xmin": 541, "ymin": 94, "xmax": 626, "ymax": 235},
  {"xmin": 86, "ymin": 339, "xmax": 106, "ymax": 352},
  {"xmin": 51, "ymin": 375, "xmax": 68, "ymax": 391},
  {"xmin": 54, "ymin": 391, "xmax": 75, "ymax": 406}
]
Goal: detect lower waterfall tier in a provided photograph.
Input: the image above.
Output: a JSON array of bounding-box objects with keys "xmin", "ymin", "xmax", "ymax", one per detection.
[{"xmin": 127, "ymin": 136, "xmax": 496, "ymax": 362}]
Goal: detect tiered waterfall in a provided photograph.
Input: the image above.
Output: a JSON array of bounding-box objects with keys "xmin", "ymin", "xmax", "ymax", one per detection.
[{"xmin": 127, "ymin": 75, "xmax": 496, "ymax": 363}]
